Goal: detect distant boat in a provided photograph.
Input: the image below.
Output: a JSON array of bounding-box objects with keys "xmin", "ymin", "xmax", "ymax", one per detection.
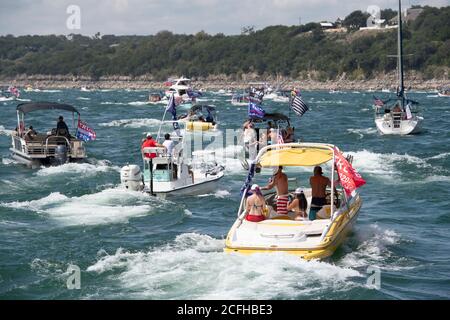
[
  {"xmin": 438, "ymin": 88, "xmax": 450, "ymax": 97},
  {"xmin": 164, "ymin": 77, "xmax": 200, "ymax": 108},
  {"xmin": 374, "ymin": 0, "xmax": 423, "ymax": 136}
]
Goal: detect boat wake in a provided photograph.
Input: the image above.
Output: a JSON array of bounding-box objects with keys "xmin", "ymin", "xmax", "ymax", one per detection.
[
  {"xmin": 35, "ymin": 159, "xmax": 121, "ymax": 177},
  {"xmin": 99, "ymin": 118, "xmax": 161, "ymax": 128},
  {"xmin": 347, "ymin": 128, "xmax": 377, "ymax": 139},
  {"xmin": 86, "ymin": 233, "xmax": 363, "ymax": 299},
  {"xmin": 0, "ymin": 187, "xmax": 164, "ymax": 226}
]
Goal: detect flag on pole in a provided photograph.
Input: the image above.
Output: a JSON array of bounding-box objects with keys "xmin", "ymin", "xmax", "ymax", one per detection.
[
  {"xmin": 333, "ymin": 147, "xmax": 366, "ymax": 197},
  {"xmin": 166, "ymin": 94, "xmax": 181, "ymax": 136},
  {"xmin": 76, "ymin": 120, "xmax": 96, "ymax": 142},
  {"xmin": 277, "ymin": 129, "xmax": 284, "ymax": 144},
  {"xmin": 248, "ymin": 101, "xmax": 265, "ymax": 119},
  {"xmin": 290, "ymin": 94, "xmax": 309, "ymax": 117}
]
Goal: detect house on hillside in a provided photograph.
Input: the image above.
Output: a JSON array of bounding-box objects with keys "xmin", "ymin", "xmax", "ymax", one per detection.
[{"xmin": 389, "ymin": 7, "xmax": 424, "ymax": 25}]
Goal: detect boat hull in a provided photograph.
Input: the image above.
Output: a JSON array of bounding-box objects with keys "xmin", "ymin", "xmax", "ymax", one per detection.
[
  {"xmin": 224, "ymin": 195, "xmax": 362, "ymax": 260},
  {"xmin": 375, "ymin": 116, "xmax": 423, "ymax": 135}
]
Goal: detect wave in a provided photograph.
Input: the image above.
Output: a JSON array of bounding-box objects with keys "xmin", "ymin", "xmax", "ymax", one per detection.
[
  {"xmin": 128, "ymin": 101, "xmax": 149, "ymax": 106},
  {"xmin": 348, "ymin": 150, "xmax": 431, "ymax": 178},
  {"xmin": 0, "ymin": 125, "xmax": 13, "ymax": 136},
  {"xmin": 99, "ymin": 118, "xmax": 161, "ymax": 128},
  {"xmin": 100, "ymin": 101, "xmax": 127, "ymax": 105},
  {"xmin": 40, "ymin": 90, "xmax": 62, "ymax": 93},
  {"xmin": 35, "ymin": 159, "xmax": 120, "ymax": 177},
  {"xmin": 87, "ymin": 233, "xmax": 362, "ymax": 299},
  {"xmin": 347, "ymin": 128, "xmax": 377, "ymax": 139},
  {"xmin": 76, "ymin": 97, "xmax": 91, "ymax": 100},
  {"xmin": 198, "ymin": 189, "xmax": 231, "ymax": 199},
  {"xmin": 1, "ymin": 188, "xmax": 162, "ymax": 226},
  {"xmin": 338, "ymin": 224, "xmax": 417, "ymax": 272}
]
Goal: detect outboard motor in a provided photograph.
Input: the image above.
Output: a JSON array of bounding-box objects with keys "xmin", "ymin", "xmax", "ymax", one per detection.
[
  {"xmin": 55, "ymin": 145, "xmax": 68, "ymax": 165},
  {"xmin": 120, "ymin": 165, "xmax": 144, "ymax": 191}
]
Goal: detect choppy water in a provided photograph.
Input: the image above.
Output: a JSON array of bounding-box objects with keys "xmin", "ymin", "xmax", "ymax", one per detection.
[{"xmin": 0, "ymin": 89, "xmax": 449, "ymax": 299}]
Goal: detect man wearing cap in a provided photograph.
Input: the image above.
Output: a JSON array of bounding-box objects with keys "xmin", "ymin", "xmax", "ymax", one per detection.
[
  {"xmin": 262, "ymin": 166, "xmax": 289, "ymax": 215},
  {"xmin": 141, "ymin": 133, "xmax": 165, "ymax": 159}
]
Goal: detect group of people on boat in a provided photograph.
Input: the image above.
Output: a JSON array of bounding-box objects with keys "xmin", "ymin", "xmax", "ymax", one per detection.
[
  {"xmin": 242, "ymin": 120, "xmax": 295, "ymax": 160},
  {"xmin": 13, "ymin": 116, "xmax": 71, "ymax": 140},
  {"xmin": 245, "ymin": 165, "xmax": 332, "ymax": 223}
]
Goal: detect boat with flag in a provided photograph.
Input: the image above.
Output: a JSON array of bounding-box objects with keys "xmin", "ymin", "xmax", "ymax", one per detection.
[
  {"xmin": 9, "ymin": 102, "xmax": 94, "ymax": 167},
  {"xmin": 373, "ymin": 0, "xmax": 423, "ymax": 135},
  {"xmin": 120, "ymin": 95, "xmax": 224, "ymax": 199},
  {"xmin": 239, "ymin": 92, "xmax": 309, "ymax": 170},
  {"xmin": 225, "ymin": 143, "xmax": 365, "ymax": 260},
  {"xmin": 164, "ymin": 77, "xmax": 201, "ymax": 109},
  {"xmin": 0, "ymin": 86, "xmax": 20, "ymax": 102},
  {"xmin": 178, "ymin": 104, "xmax": 219, "ymax": 132}
]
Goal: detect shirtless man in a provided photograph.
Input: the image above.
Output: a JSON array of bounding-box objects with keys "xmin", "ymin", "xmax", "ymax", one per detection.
[
  {"xmin": 309, "ymin": 166, "xmax": 332, "ymax": 221},
  {"xmin": 262, "ymin": 166, "xmax": 289, "ymax": 215}
]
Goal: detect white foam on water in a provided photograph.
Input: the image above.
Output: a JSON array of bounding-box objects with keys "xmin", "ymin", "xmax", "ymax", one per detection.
[
  {"xmin": 348, "ymin": 150, "xmax": 431, "ymax": 178},
  {"xmin": 87, "ymin": 233, "xmax": 362, "ymax": 299},
  {"xmin": 128, "ymin": 101, "xmax": 148, "ymax": 106},
  {"xmin": 1, "ymin": 188, "xmax": 160, "ymax": 226},
  {"xmin": 339, "ymin": 224, "xmax": 417, "ymax": 272},
  {"xmin": 1, "ymin": 158, "xmax": 17, "ymax": 165},
  {"xmin": 0, "ymin": 125, "xmax": 12, "ymax": 136},
  {"xmin": 198, "ymin": 189, "xmax": 231, "ymax": 199},
  {"xmin": 99, "ymin": 118, "xmax": 161, "ymax": 128},
  {"xmin": 76, "ymin": 97, "xmax": 91, "ymax": 100},
  {"xmin": 347, "ymin": 128, "xmax": 377, "ymax": 139},
  {"xmin": 36, "ymin": 160, "xmax": 120, "ymax": 177},
  {"xmin": 426, "ymin": 152, "xmax": 450, "ymax": 160},
  {"xmin": 41, "ymin": 90, "xmax": 62, "ymax": 93},
  {"xmin": 100, "ymin": 101, "xmax": 127, "ymax": 105}
]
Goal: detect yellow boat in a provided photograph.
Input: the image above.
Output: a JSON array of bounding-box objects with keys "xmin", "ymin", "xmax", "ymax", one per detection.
[
  {"xmin": 224, "ymin": 143, "xmax": 363, "ymax": 260},
  {"xmin": 180, "ymin": 105, "xmax": 218, "ymax": 132}
]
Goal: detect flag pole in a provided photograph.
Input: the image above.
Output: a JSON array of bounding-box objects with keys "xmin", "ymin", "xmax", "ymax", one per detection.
[{"xmin": 157, "ymin": 94, "xmax": 172, "ymax": 142}]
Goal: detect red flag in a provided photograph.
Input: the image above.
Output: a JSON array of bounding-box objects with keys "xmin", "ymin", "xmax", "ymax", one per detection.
[{"xmin": 333, "ymin": 147, "xmax": 366, "ymax": 196}]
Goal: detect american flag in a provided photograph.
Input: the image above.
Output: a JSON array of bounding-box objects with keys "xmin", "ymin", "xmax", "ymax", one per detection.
[
  {"xmin": 291, "ymin": 94, "xmax": 309, "ymax": 117},
  {"xmin": 277, "ymin": 129, "xmax": 284, "ymax": 144}
]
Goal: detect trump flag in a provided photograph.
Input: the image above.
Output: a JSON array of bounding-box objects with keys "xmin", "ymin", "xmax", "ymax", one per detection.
[{"xmin": 76, "ymin": 120, "xmax": 96, "ymax": 142}]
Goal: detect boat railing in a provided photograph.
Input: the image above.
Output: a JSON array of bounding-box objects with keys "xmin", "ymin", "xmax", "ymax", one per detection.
[{"xmin": 45, "ymin": 136, "xmax": 71, "ymax": 157}]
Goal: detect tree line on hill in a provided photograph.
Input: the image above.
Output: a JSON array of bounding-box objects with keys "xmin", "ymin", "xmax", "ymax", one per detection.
[{"xmin": 0, "ymin": 6, "xmax": 448, "ymax": 81}]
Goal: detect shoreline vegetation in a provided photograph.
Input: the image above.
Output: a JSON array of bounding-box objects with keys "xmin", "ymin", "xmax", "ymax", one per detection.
[
  {"xmin": 0, "ymin": 72, "xmax": 447, "ymax": 91},
  {"xmin": 1, "ymin": 5, "xmax": 448, "ymax": 91}
]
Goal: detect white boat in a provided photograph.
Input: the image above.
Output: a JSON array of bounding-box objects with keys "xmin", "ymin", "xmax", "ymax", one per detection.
[
  {"xmin": 224, "ymin": 143, "xmax": 363, "ymax": 260},
  {"xmin": 9, "ymin": 102, "xmax": 88, "ymax": 168},
  {"xmin": 164, "ymin": 77, "xmax": 200, "ymax": 108},
  {"xmin": 374, "ymin": 0, "xmax": 423, "ymax": 136},
  {"xmin": 231, "ymin": 93, "xmax": 248, "ymax": 106},
  {"xmin": 438, "ymin": 88, "xmax": 450, "ymax": 97},
  {"xmin": 120, "ymin": 121, "xmax": 224, "ymax": 199}
]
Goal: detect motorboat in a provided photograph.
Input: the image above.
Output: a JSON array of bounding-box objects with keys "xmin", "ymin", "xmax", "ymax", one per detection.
[
  {"xmin": 231, "ymin": 93, "xmax": 249, "ymax": 106},
  {"xmin": 120, "ymin": 122, "xmax": 224, "ymax": 199},
  {"xmin": 164, "ymin": 77, "xmax": 200, "ymax": 108},
  {"xmin": 438, "ymin": 88, "xmax": 450, "ymax": 97},
  {"xmin": 0, "ymin": 86, "xmax": 20, "ymax": 101},
  {"xmin": 374, "ymin": 0, "xmax": 423, "ymax": 135},
  {"xmin": 239, "ymin": 113, "xmax": 295, "ymax": 170},
  {"xmin": 9, "ymin": 102, "xmax": 88, "ymax": 167},
  {"xmin": 224, "ymin": 143, "xmax": 364, "ymax": 260},
  {"xmin": 178, "ymin": 105, "xmax": 219, "ymax": 132},
  {"xmin": 148, "ymin": 92, "xmax": 168, "ymax": 104}
]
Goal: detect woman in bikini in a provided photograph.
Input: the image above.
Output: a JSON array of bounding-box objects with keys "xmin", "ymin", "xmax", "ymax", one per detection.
[
  {"xmin": 287, "ymin": 188, "xmax": 308, "ymax": 221},
  {"xmin": 245, "ymin": 184, "xmax": 267, "ymax": 223}
]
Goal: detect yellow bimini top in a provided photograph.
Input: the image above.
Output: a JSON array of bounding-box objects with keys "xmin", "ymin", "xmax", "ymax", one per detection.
[{"xmin": 258, "ymin": 145, "xmax": 334, "ymax": 167}]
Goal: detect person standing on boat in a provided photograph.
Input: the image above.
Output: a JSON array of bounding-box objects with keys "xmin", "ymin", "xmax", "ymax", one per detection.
[
  {"xmin": 262, "ymin": 166, "xmax": 289, "ymax": 215},
  {"xmin": 57, "ymin": 116, "xmax": 69, "ymax": 135},
  {"xmin": 162, "ymin": 133, "xmax": 175, "ymax": 157},
  {"xmin": 141, "ymin": 133, "xmax": 165, "ymax": 159},
  {"xmin": 243, "ymin": 122, "xmax": 258, "ymax": 160},
  {"xmin": 309, "ymin": 166, "xmax": 332, "ymax": 221},
  {"xmin": 245, "ymin": 184, "xmax": 267, "ymax": 222}
]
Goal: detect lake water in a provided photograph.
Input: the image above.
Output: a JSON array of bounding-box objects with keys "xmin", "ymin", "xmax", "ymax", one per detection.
[{"xmin": 0, "ymin": 89, "xmax": 449, "ymax": 299}]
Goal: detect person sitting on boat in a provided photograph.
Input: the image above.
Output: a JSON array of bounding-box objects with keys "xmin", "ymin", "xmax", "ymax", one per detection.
[
  {"xmin": 141, "ymin": 133, "xmax": 165, "ymax": 159},
  {"xmin": 392, "ymin": 103, "xmax": 402, "ymax": 113},
  {"xmin": 287, "ymin": 188, "xmax": 308, "ymax": 220},
  {"xmin": 245, "ymin": 184, "xmax": 267, "ymax": 223},
  {"xmin": 268, "ymin": 128, "xmax": 278, "ymax": 145},
  {"xmin": 284, "ymin": 126, "xmax": 295, "ymax": 143},
  {"xmin": 309, "ymin": 166, "xmax": 333, "ymax": 221},
  {"xmin": 262, "ymin": 166, "xmax": 289, "ymax": 215},
  {"xmin": 56, "ymin": 116, "xmax": 70, "ymax": 136},
  {"xmin": 25, "ymin": 126, "xmax": 37, "ymax": 140}
]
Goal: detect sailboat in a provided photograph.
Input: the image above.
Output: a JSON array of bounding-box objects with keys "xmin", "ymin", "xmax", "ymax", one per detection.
[{"xmin": 374, "ymin": 0, "xmax": 423, "ymax": 135}]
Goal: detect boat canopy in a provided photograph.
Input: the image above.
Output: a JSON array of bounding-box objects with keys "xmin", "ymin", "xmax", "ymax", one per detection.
[
  {"xmin": 17, "ymin": 102, "xmax": 80, "ymax": 115},
  {"xmin": 259, "ymin": 146, "xmax": 333, "ymax": 167},
  {"xmin": 190, "ymin": 105, "xmax": 216, "ymax": 113},
  {"xmin": 251, "ymin": 113, "xmax": 290, "ymax": 123}
]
